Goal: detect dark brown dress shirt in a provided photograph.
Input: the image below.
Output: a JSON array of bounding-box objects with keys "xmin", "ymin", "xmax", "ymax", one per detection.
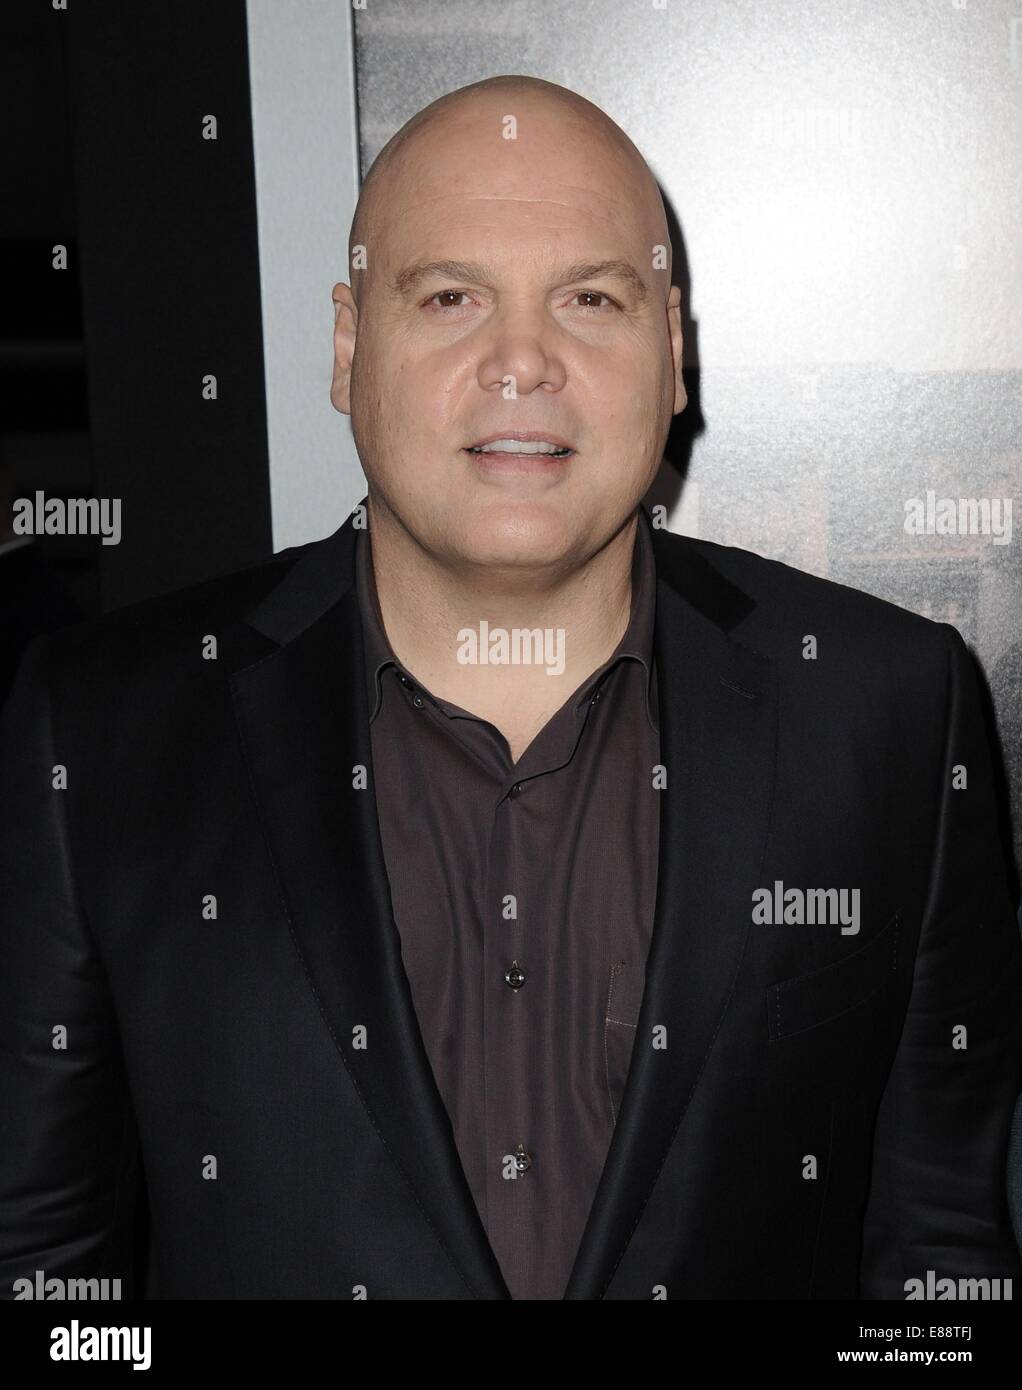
[{"xmin": 356, "ymin": 504, "xmax": 661, "ymax": 1300}]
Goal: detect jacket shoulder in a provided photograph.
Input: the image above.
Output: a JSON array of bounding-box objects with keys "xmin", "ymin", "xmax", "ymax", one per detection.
[
  {"xmin": 19, "ymin": 537, "xmax": 320, "ymax": 693},
  {"xmin": 671, "ymin": 530, "xmax": 948, "ymax": 649}
]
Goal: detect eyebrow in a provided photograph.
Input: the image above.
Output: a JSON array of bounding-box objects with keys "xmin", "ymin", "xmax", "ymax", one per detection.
[{"xmin": 390, "ymin": 257, "xmax": 649, "ymax": 303}]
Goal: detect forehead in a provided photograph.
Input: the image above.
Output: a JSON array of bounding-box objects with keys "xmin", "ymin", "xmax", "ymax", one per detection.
[{"xmin": 372, "ymin": 111, "xmax": 657, "ymax": 268}]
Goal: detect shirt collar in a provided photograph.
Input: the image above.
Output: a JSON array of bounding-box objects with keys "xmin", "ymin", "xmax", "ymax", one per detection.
[{"xmin": 356, "ymin": 503, "xmax": 659, "ymax": 734}]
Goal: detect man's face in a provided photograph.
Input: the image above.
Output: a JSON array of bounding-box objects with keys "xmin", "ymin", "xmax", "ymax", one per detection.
[{"xmin": 333, "ymin": 98, "xmax": 685, "ymax": 570}]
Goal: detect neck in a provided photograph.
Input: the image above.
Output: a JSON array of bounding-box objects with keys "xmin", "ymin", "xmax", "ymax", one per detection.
[{"xmin": 365, "ymin": 495, "xmax": 638, "ymax": 729}]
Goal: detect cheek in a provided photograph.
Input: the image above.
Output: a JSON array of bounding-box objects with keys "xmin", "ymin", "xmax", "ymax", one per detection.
[
  {"xmin": 584, "ymin": 320, "xmax": 660, "ymax": 376},
  {"xmin": 586, "ymin": 345, "xmax": 663, "ymax": 422},
  {"xmin": 382, "ymin": 345, "xmax": 466, "ymax": 427}
]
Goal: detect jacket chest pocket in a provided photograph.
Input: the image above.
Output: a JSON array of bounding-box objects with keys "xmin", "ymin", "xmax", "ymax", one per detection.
[
  {"xmin": 604, "ymin": 963, "xmax": 647, "ymax": 1124},
  {"xmin": 766, "ymin": 910, "xmax": 903, "ymax": 1041}
]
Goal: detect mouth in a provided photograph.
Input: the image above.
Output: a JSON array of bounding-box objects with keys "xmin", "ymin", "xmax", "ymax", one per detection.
[{"xmin": 464, "ymin": 430, "xmax": 575, "ymax": 460}]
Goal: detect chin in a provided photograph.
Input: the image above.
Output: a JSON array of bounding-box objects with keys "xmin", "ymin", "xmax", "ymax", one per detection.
[{"xmin": 452, "ymin": 499, "xmax": 580, "ymax": 565}]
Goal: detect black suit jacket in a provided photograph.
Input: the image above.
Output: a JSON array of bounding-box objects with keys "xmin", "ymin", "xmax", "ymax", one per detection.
[{"xmin": 2, "ymin": 506, "xmax": 1020, "ymax": 1299}]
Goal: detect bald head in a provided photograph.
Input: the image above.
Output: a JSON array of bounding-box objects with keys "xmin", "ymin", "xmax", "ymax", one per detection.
[
  {"xmin": 347, "ymin": 75, "xmax": 671, "ymax": 306},
  {"xmin": 330, "ymin": 73, "xmax": 686, "ymax": 577}
]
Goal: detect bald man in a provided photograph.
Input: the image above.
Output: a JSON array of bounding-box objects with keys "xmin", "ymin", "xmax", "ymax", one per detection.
[{"xmin": 1, "ymin": 76, "xmax": 1020, "ymax": 1303}]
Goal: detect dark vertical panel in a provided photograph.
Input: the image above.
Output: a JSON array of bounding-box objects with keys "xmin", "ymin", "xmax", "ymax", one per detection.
[
  {"xmin": 1, "ymin": 3, "xmax": 93, "ymax": 697},
  {"xmin": 63, "ymin": 0, "xmax": 271, "ymax": 610}
]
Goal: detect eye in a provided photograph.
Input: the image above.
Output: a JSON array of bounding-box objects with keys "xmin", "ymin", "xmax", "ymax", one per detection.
[
  {"xmin": 571, "ymin": 289, "xmax": 617, "ymax": 312},
  {"xmin": 425, "ymin": 289, "xmax": 473, "ymax": 310}
]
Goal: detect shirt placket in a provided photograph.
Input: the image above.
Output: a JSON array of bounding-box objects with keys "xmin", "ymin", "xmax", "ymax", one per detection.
[{"xmin": 483, "ymin": 764, "xmax": 535, "ymax": 1293}]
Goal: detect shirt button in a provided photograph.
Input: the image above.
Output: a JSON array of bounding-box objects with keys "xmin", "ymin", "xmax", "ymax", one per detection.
[
  {"xmin": 513, "ymin": 1143, "xmax": 532, "ymax": 1174},
  {"xmin": 590, "ymin": 686, "xmax": 603, "ymax": 705},
  {"xmin": 505, "ymin": 960, "xmax": 526, "ymax": 990},
  {"xmin": 411, "ymin": 693, "xmax": 424, "ymax": 708},
  {"xmin": 398, "ymin": 673, "xmax": 413, "ymax": 687},
  {"xmin": 508, "ymin": 781, "xmax": 523, "ymax": 798}
]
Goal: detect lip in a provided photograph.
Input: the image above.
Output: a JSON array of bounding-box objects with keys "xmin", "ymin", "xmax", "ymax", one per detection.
[
  {"xmin": 465, "ymin": 429, "xmax": 575, "ymax": 452},
  {"xmin": 467, "ymin": 450, "xmax": 572, "ymax": 477}
]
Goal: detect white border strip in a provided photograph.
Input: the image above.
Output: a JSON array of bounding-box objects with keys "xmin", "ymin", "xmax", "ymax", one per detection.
[{"xmin": 245, "ymin": 0, "xmax": 364, "ymax": 551}]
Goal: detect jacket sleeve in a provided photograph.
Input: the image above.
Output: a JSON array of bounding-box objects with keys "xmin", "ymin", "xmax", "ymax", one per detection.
[
  {"xmin": 859, "ymin": 621, "xmax": 1022, "ymax": 1297},
  {"xmin": 0, "ymin": 635, "xmax": 141, "ymax": 1298}
]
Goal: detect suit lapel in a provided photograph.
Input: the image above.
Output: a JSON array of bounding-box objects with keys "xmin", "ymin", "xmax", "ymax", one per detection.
[
  {"xmin": 229, "ymin": 508, "xmax": 776, "ymax": 1301},
  {"xmin": 562, "ymin": 529, "xmax": 778, "ymax": 1298},
  {"xmin": 229, "ymin": 513, "xmax": 511, "ymax": 1299}
]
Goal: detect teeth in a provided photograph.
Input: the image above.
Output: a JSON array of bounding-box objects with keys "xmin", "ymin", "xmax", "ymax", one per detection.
[{"xmin": 471, "ymin": 439, "xmax": 568, "ymax": 454}]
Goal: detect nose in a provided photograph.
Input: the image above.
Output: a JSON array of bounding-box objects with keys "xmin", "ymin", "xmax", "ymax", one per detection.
[{"xmin": 475, "ymin": 304, "xmax": 568, "ymax": 396}]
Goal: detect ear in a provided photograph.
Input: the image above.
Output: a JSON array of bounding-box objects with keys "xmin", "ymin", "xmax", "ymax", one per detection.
[
  {"xmin": 667, "ymin": 285, "xmax": 687, "ymax": 416},
  {"xmin": 330, "ymin": 282, "xmax": 358, "ymax": 415}
]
